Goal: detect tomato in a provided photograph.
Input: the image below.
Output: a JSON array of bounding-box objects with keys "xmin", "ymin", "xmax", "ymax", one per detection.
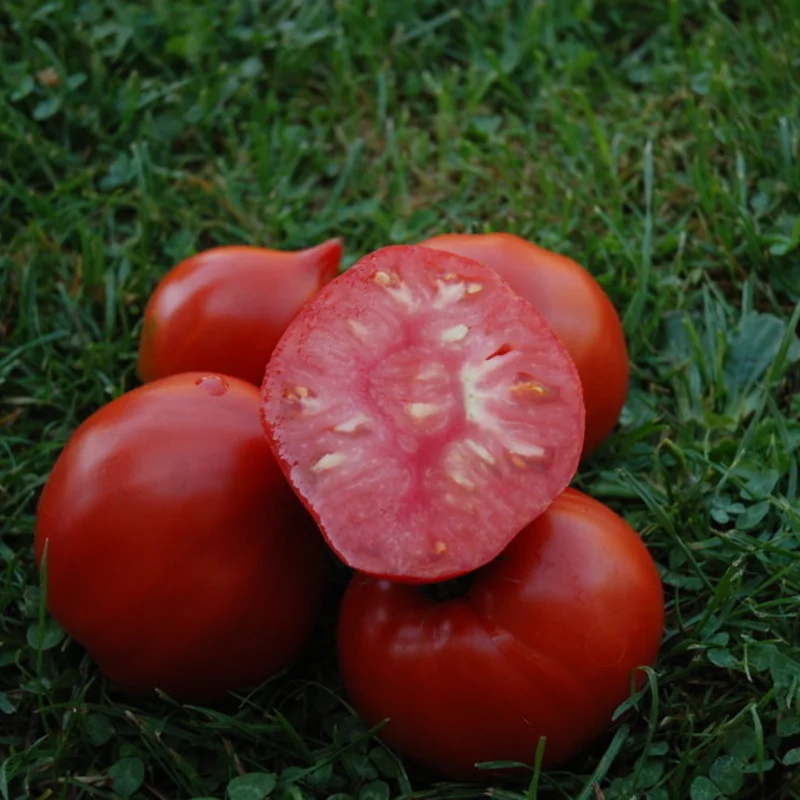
[
  {"xmin": 261, "ymin": 245, "xmax": 584, "ymax": 583},
  {"xmin": 419, "ymin": 233, "xmax": 629, "ymax": 457},
  {"xmin": 337, "ymin": 488, "xmax": 664, "ymax": 781},
  {"xmin": 34, "ymin": 373, "xmax": 326, "ymax": 702},
  {"xmin": 137, "ymin": 239, "xmax": 343, "ymax": 386}
]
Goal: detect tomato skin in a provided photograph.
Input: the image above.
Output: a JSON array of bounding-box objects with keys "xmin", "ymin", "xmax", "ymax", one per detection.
[
  {"xmin": 419, "ymin": 233, "xmax": 628, "ymax": 457},
  {"xmin": 337, "ymin": 488, "xmax": 663, "ymax": 781},
  {"xmin": 137, "ymin": 239, "xmax": 343, "ymax": 387},
  {"xmin": 34, "ymin": 373, "xmax": 326, "ymax": 702}
]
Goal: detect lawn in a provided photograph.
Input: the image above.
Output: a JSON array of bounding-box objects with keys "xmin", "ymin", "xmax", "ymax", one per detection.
[{"xmin": 2, "ymin": 0, "xmax": 800, "ymax": 798}]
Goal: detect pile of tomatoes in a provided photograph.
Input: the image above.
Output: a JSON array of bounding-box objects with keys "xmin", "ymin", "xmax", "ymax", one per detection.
[{"xmin": 35, "ymin": 234, "xmax": 664, "ymax": 781}]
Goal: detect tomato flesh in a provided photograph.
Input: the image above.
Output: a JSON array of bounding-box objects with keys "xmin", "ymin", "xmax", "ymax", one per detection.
[
  {"xmin": 262, "ymin": 245, "xmax": 585, "ymax": 582},
  {"xmin": 419, "ymin": 233, "xmax": 629, "ymax": 457}
]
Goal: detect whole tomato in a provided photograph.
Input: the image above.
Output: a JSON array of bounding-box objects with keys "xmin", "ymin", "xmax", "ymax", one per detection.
[
  {"xmin": 35, "ymin": 373, "xmax": 326, "ymax": 702},
  {"xmin": 138, "ymin": 239, "xmax": 343, "ymax": 386},
  {"xmin": 337, "ymin": 488, "xmax": 664, "ymax": 781},
  {"xmin": 419, "ymin": 233, "xmax": 629, "ymax": 457}
]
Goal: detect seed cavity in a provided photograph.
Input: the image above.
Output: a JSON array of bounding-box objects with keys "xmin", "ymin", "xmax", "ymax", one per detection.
[
  {"xmin": 311, "ymin": 452, "xmax": 346, "ymax": 472},
  {"xmin": 372, "ymin": 270, "xmax": 417, "ymax": 307},
  {"xmin": 509, "ymin": 442, "xmax": 547, "ymax": 460},
  {"xmin": 486, "ymin": 343, "xmax": 513, "ymax": 360},
  {"xmin": 441, "ymin": 324, "xmax": 469, "ymax": 343},
  {"xmin": 405, "ymin": 402, "xmax": 441, "ymax": 420},
  {"xmin": 388, "ymin": 284, "xmax": 417, "ymax": 308},
  {"xmin": 283, "ymin": 385, "xmax": 323, "ymax": 414},
  {"xmin": 333, "ymin": 413, "xmax": 371, "ymax": 433},
  {"xmin": 512, "ymin": 380, "xmax": 548, "ymax": 398},
  {"xmin": 512, "ymin": 372, "xmax": 549, "ymax": 398}
]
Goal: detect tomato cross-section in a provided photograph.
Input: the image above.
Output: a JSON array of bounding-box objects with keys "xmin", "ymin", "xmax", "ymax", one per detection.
[{"xmin": 261, "ymin": 245, "xmax": 585, "ymax": 582}]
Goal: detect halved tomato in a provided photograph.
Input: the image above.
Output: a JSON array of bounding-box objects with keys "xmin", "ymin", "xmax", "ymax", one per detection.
[{"xmin": 261, "ymin": 245, "xmax": 585, "ymax": 583}]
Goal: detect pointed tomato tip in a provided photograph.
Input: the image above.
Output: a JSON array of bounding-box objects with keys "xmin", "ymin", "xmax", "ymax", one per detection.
[{"xmin": 303, "ymin": 237, "xmax": 345, "ymax": 282}]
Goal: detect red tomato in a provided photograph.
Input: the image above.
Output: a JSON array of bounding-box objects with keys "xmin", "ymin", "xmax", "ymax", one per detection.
[
  {"xmin": 261, "ymin": 245, "xmax": 585, "ymax": 584},
  {"xmin": 34, "ymin": 373, "xmax": 326, "ymax": 702},
  {"xmin": 419, "ymin": 233, "xmax": 629, "ymax": 457},
  {"xmin": 137, "ymin": 239, "xmax": 343, "ymax": 386},
  {"xmin": 337, "ymin": 488, "xmax": 664, "ymax": 781}
]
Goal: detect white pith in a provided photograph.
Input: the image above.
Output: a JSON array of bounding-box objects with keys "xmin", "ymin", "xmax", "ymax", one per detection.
[
  {"xmin": 347, "ymin": 319, "xmax": 370, "ymax": 340},
  {"xmin": 311, "ymin": 452, "xmax": 346, "ymax": 471},
  {"xmin": 460, "ymin": 357, "xmax": 545, "ymax": 461},
  {"xmin": 440, "ymin": 324, "xmax": 469, "ymax": 343},
  {"xmin": 432, "ymin": 280, "xmax": 466, "ymax": 307},
  {"xmin": 283, "ymin": 270, "xmax": 551, "ymax": 497},
  {"xmin": 288, "ymin": 386, "xmax": 324, "ymax": 415},
  {"xmin": 333, "ymin": 413, "xmax": 372, "ymax": 433},
  {"xmin": 464, "ymin": 439, "xmax": 496, "ymax": 464},
  {"xmin": 405, "ymin": 402, "xmax": 442, "ymax": 420}
]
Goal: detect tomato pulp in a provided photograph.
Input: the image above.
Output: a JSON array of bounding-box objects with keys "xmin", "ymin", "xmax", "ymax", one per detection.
[
  {"xmin": 35, "ymin": 373, "xmax": 326, "ymax": 702},
  {"xmin": 337, "ymin": 489, "xmax": 664, "ymax": 781},
  {"xmin": 138, "ymin": 239, "xmax": 343, "ymax": 386},
  {"xmin": 420, "ymin": 233, "xmax": 629, "ymax": 457},
  {"xmin": 261, "ymin": 245, "xmax": 585, "ymax": 583}
]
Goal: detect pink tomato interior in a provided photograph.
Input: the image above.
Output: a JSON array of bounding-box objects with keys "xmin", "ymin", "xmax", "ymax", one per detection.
[{"xmin": 261, "ymin": 245, "xmax": 585, "ymax": 582}]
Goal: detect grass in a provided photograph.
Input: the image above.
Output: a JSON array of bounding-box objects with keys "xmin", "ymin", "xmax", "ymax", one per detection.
[{"xmin": 2, "ymin": 0, "xmax": 800, "ymax": 797}]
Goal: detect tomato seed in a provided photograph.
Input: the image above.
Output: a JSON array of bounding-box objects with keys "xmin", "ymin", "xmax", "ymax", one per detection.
[
  {"xmin": 405, "ymin": 402, "xmax": 441, "ymax": 420},
  {"xmin": 333, "ymin": 414, "xmax": 371, "ymax": 433},
  {"xmin": 511, "ymin": 381, "xmax": 548, "ymax": 398},
  {"xmin": 311, "ymin": 453, "xmax": 346, "ymax": 472},
  {"xmin": 441, "ymin": 324, "xmax": 469, "ymax": 343}
]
